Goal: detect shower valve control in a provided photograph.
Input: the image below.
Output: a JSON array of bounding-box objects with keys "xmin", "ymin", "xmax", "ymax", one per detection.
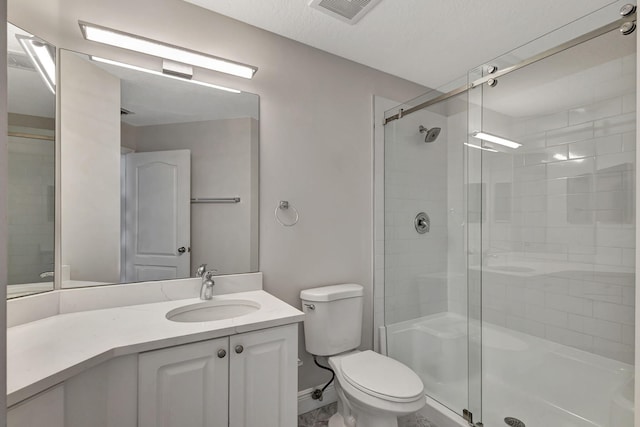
[{"xmin": 415, "ymin": 212, "xmax": 430, "ymax": 234}]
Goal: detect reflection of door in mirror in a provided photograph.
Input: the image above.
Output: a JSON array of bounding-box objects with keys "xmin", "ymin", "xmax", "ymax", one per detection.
[
  {"xmin": 123, "ymin": 150, "xmax": 191, "ymax": 282},
  {"xmin": 7, "ymin": 23, "xmax": 56, "ymax": 298}
]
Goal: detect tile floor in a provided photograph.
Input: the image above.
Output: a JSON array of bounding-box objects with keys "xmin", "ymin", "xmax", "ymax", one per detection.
[{"xmin": 298, "ymin": 402, "xmax": 437, "ymax": 427}]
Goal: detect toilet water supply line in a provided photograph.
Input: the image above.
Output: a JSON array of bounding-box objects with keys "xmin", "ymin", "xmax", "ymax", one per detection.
[{"xmin": 312, "ymin": 356, "xmax": 335, "ymax": 401}]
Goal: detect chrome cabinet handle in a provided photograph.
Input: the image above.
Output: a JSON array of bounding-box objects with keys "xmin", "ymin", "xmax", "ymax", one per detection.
[
  {"xmin": 235, "ymin": 345, "xmax": 244, "ymax": 354},
  {"xmin": 217, "ymin": 349, "xmax": 227, "ymax": 358}
]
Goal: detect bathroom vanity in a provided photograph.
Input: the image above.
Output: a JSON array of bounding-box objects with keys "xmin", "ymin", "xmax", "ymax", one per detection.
[{"xmin": 7, "ymin": 273, "xmax": 304, "ymax": 427}]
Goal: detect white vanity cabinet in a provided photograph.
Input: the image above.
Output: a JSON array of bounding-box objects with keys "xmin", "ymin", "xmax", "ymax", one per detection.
[
  {"xmin": 139, "ymin": 337, "xmax": 230, "ymax": 427},
  {"xmin": 138, "ymin": 324, "xmax": 298, "ymax": 427},
  {"xmin": 8, "ymin": 384, "xmax": 65, "ymax": 427},
  {"xmin": 229, "ymin": 324, "xmax": 298, "ymax": 426}
]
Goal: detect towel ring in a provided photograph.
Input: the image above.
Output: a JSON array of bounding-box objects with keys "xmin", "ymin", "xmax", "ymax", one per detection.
[{"xmin": 275, "ymin": 200, "xmax": 299, "ymax": 227}]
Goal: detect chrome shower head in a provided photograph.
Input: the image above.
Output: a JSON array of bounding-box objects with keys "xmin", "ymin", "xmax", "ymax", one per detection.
[{"xmin": 419, "ymin": 125, "xmax": 441, "ymax": 143}]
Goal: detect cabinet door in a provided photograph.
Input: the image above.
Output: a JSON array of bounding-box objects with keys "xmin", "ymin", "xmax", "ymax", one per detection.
[
  {"xmin": 229, "ymin": 324, "xmax": 298, "ymax": 427},
  {"xmin": 138, "ymin": 338, "xmax": 229, "ymax": 427},
  {"xmin": 8, "ymin": 384, "xmax": 64, "ymax": 427}
]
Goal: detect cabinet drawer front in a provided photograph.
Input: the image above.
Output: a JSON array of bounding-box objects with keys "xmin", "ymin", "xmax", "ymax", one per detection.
[{"xmin": 139, "ymin": 338, "xmax": 229, "ymax": 427}]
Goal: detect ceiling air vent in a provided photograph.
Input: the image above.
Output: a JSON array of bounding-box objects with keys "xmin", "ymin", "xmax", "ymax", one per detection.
[{"xmin": 309, "ymin": 0, "xmax": 383, "ymax": 24}]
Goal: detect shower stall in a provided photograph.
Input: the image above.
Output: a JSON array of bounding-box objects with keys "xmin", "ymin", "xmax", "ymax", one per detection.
[{"xmin": 380, "ymin": 3, "xmax": 637, "ymax": 426}]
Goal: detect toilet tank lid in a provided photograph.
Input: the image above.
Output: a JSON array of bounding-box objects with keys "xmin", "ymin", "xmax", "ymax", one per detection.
[{"xmin": 300, "ymin": 284, "xmax": 363, "ymax": 302}]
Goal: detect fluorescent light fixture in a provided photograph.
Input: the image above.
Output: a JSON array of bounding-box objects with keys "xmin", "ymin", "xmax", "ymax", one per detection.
[
  {"xmin": 16, "ymin": 35, "xmax": 56, "ymax": 94},
  {"xmin": 464, "ymin": 142, "xmax": 498, "ymax": 153},
  {"xmin": 91, "ymin": 56, "xmax": 241, "ymax": 94},
  {"xmin": 471, "ymin": 131, "xmax": 521, "ymax": 149},
  {"xmin": 79, "ymin": 21, "xmax": 257, "ymax": 79}
]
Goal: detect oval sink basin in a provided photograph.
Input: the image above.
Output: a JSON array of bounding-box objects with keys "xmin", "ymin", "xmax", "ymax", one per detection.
[{"xmin": 166, "ymin": 299, "xmax": 261, "ymax": 322}]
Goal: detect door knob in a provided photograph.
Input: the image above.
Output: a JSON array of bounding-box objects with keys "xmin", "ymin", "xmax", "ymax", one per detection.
[
  {"xmin": 178, "ymin": 247, "xmax": 186, "ymax": 254},
  {"xmin": 217, "ymin": 349, "xmax": 227, "ymax": 358},
  {"xmin": 235, "ymin": 345, "xmax": 244, "ymax": 354}
]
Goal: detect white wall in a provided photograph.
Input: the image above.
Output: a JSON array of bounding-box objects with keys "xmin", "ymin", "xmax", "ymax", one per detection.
[
  {"xmin": 133, "ymin": 118, "xmax": 259, "ymax": 275},
  {"xmin": 8, "ymin": 0, "xmax": 426, "ymax": 390},
  {"xmin": 59, "ymin": 51, "xmax": 121, "ymax": 283}
]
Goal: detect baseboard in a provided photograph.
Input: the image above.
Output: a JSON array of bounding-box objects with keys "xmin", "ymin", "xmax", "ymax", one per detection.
[{"xmin": 298, "ymin": 383, "xmax": 337, "ymax": 415}]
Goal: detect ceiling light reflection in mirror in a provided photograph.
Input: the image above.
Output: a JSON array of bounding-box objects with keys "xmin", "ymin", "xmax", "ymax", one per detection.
[{"xmin": 7, "ymin": 23, "xmax": 56, "ymax": 298}]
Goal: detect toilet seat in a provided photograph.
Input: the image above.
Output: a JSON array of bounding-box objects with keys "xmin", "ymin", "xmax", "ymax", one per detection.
[{"xmin": 340, "ymin": 351, "xmax": 424, "ymax": 403}]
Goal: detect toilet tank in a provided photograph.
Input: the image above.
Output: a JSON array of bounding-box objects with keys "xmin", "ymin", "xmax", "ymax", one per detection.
[{"xmin": 300, "ymin": 284, "xmax": 363, "ymax": 356}]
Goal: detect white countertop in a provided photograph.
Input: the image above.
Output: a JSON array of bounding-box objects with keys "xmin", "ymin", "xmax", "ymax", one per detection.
[{"xmin": 8, "ymin": 290, "xmax": 304, "ymax": 406}]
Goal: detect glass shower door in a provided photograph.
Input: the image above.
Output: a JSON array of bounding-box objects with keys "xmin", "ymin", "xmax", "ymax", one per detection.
[
  {"xmin": 383, "ymin": 77, "xmax": 483, "ymax": 421},
  {"xmin": 477, "ymin": 21, "xmax": 636, "ymax": 427}
]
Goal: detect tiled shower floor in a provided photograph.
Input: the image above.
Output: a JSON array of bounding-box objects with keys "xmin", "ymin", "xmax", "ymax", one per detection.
[{"xmin": 298, "ymin": 402, "xmax": 437, "ymax": 427}]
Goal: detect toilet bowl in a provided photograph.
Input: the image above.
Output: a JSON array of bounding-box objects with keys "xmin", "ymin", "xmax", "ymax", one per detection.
[
  {"xmin": 300, "ymin": 284, "xmax": 425, "ymax": 427},
  {"xmin": 327, "ymin": 350, "xmax": 425, "ymax": 427}
]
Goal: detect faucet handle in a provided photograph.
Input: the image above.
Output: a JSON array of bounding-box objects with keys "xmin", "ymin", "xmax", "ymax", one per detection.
[
  {"xmin": 204, "ymin": 269, "xmax": 218, "ymax": 280},
  {"xmin": 196, "ymin": 264, "xmax": 207, "ymax": 278}
]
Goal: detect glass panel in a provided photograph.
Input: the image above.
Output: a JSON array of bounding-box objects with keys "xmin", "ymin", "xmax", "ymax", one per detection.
[
  {"xmin": 7, "ymin": 23, "xmax": 56, "ymax": 298},
  {"xmin": 479, "ymin": 24, "xmax": 635, "ymax": 427},
  {"xmin": 383, "ymin": 74, "xmax": 476, "ymax": 418},
  {"xmin": 467, "ymin": 65, "xmax": 484, "ymax": 422}
]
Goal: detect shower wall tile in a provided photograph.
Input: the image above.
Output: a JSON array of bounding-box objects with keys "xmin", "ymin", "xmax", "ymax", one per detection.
[
  {"xmin": 594, "ymin": 134, "xmax": 623, "ymax": 156},
  {"xmin": 593, "ymin": 112, "xmax": 635, "ymax": 137},
  {"xmin": 477, "ymin": 76, "xmax": 636, "ymax": 364},
  {"xmin": 545, "ymin": 122, "xmax": 594, "ymax": 146},
  {"xmin": 568, "ymin": 97, "xmax": 622, "ymax": 126},
  {"xmin": 622, "ymin": 131, "xmax": 636, "ymax": 151},
  {"xmin": 385, "ymin": 108, "xmax": 449, "ymax": 325}
]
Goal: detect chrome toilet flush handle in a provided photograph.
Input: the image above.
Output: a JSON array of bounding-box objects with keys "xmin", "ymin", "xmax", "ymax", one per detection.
[{"xmin": 304, "ymin": 303, "xmax": 315, "ymax": 310}]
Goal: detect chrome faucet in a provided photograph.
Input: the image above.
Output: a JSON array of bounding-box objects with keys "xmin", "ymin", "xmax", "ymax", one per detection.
[
  {"xmin": 195, "ymin": 263, "xmax": 208, "ymax": 278},
  {"xmin": 200, "ymin": 270, "xmax": 217, "ymax": 300}
]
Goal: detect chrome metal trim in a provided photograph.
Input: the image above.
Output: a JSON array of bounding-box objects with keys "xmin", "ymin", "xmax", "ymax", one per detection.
[
  {"xmin": 384, "ymin": 13, "xmax": 635, "ymax": 125},
  {"xmin": 8, "ymin": 132, "xmax": 54, "ymax": 141},
  {"xmin": 190, "ymin": 197, "xmax": 240, "ymax": 204}
]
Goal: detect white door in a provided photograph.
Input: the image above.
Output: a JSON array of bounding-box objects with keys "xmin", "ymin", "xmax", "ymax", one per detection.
[
  {"xmin": 229, "ymin": 324, "xmax": 298, "ymax": 427},
  {"xmin": 124, "ymin": 150, "xmax": 190, "ymax": 282},
  {"xmin": 138, "ymin": 338, "xmax": 229, "ymax": 427}
]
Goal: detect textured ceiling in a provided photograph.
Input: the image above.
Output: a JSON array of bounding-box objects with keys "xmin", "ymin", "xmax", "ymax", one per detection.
[{"xmin": 184, "ymin": 0, "xmax": 618, "ymax": 88}]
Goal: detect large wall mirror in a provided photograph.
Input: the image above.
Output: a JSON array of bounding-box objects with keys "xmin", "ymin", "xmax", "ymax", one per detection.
[
  {"xmin": 7, "ymin": 23, "xmax": 56, "ymax": 298},
  {"xmin": 58, "ymin": 50, "xmax": 259, "ymax": 289}
]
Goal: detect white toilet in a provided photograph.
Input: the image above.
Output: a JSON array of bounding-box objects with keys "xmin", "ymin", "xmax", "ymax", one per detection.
[{"xmin": 300, "ymin": 284, "xmax": 425, "ymax": 427}]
